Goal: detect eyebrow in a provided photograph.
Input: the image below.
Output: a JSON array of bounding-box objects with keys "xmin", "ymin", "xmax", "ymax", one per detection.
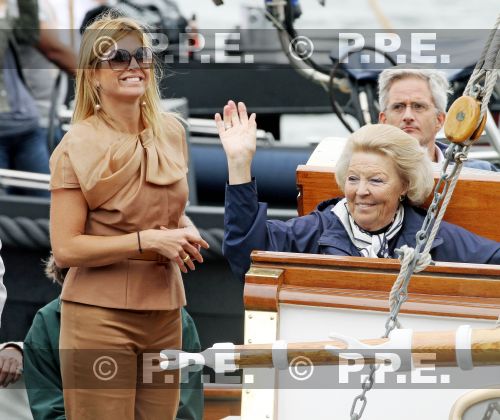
[
  {"xmin": 389, "ymin": 100, "xmax": 431, "ymax": 106},
  {"xmin": 347, "ymin": 169, "xmax": 389, "ymax": 176}
]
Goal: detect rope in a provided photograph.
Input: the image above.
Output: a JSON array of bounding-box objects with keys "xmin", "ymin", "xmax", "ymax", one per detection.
[
  {"xmin": 0, "ymin": 215, "xmax": 225, "ymax": 260},
  {"xmin": 464, "ymin": 15, "xmax": 499, "ymax": 91},
  {"xmin": 0, "ymin": 216, "xmax": 50, "ymax": 249},
  {"xmin": 463, "ymin": 14, "xmax": 500, "ymax": 117},
  {"xmin": 355, "ymin": 15, "xmax": 500, "ymax": 420},
  {"xmin": 367, "ymin": 0, "xmax": 393, "ymax": 30},
  {"xmin": 480, "ymin": 71, "xmax": 499, "ymax": 117},
  {"xmin": 422, "ymin": 166, "xmax": 463, "ymax": 257},
  {"xmin": 483, "ymin": 18, "xmax": 500, "ymax": 70},
  {"xmin": 389, "ymin": 162, "xmax": 464, "ymax": 315},
  {"xmin": 388, "ymin": 245, "xmax": 430, "ymax": 318}
]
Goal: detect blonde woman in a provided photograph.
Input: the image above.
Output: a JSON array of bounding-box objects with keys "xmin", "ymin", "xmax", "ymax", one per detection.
[{"xmin": 49, "ymin": 15, "xmax": 208, "ymax": 419}]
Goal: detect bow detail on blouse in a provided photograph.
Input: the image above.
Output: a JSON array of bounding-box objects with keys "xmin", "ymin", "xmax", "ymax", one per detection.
[{"xmin": 67, "ymin": 117, "xmax": 187, "ymax": 209}]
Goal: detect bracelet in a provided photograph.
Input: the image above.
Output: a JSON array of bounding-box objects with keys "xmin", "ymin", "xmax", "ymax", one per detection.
[{"xmin": 137, "ymin": 231, "xmax": 143, "ymax": 253}]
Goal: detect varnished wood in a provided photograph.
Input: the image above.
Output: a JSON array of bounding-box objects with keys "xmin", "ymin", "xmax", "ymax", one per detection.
[
  {"xmin": 244, "ymin": 267, "xmax": 283, "ymax": 311},
  {"xmin": 229, "ymin": 328, "xmax": 500, "ymax": 368},
  {"xmin": 245, "ymin": 252, "xmax": 500, "ymax": 319},
  {"xmin": 204, "ymin": 387, "xmax": 242, "ymax": 400},
  {"xmin": 296, "ymin": 165, "xmax": 500, "ymax": 242},
  {"xmin": 471, "ymin": 113, "xmax": 487, "ymax": 140},
  {"xmin": 203, "ymin": 386, "xmax": 242, "ymax": 420},
  {"xmin": 251, "ymin": 251, "xmax": 500, "ymax": 276},
  {"xmin": 444, "ymin": 96, "xmax": 482, "ymax": 143},
  {"xmin": 279, "ymin": 286, "xmax": 500, "ymax": 319}
]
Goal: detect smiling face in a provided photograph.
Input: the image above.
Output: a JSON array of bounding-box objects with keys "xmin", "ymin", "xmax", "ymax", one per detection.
[
  {"xmin": 379, "ymin": 77, "xmax": 445, "ymax": 160},
  {"xmin": 344, "ymin": 151, "xmax": 408, "ymax": 232},
  {"xmin": 93, "ymin": 33, "xmax": 150, "ymax": 106}
]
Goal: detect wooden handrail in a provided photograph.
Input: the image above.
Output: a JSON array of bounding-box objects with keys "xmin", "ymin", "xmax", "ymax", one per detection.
[{"xmin": 245, "ymin": 252, "xmax": 500, "ymax": 318}]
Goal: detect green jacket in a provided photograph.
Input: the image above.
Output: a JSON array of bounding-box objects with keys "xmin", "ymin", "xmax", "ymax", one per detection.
[
  {"xmin": 0, "ymin": 0, "xmax": 39, "ymax": 112},
  {"xmin": 23, "ymin": 300, "xmax": 203, "ymax": 420}
]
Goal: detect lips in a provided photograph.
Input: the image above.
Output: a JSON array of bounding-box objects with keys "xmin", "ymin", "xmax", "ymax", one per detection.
[
  {"xmin": 402, "ymin": 126, "xmax": 418, "ymax": 132},
  {"xmin": 119, "ymin": 75, "xmax": 143, "ymax": 82}
]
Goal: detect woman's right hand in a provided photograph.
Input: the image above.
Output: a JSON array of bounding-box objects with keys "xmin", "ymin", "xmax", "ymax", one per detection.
[
  {"xmin": 215, "ymin": 100, "xmax": 257, "ymax": 185},
  {"xmin": 143, "ymin": 228, "xmax": 209, "ymax": 273}
]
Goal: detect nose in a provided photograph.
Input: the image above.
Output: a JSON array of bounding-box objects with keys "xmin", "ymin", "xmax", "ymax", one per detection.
[
  {"xmin": 128, "ymin": 56, "xmax": 140, "ymax": 70},
  {"xmin": 356, "ymin": 180, "xmax": 370, "ymax": 196},
  {"xmin": 402, "ymin": 104, "xmax": 415, "ymax": 122}
]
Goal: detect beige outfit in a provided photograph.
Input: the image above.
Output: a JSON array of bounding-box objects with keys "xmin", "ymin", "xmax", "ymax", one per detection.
[
  {"xmin": 50, "ymin": 113, "xmax": 188, "ymax": 310},
  {"xmin": 50, "ymin": 113, "xmax": 189, "ymax": 420}
]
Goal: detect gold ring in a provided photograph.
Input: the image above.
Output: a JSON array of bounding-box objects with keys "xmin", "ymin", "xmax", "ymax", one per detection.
[{"xmin": 182, "ymin": 255, "xmax": 191, "ymax": 263}]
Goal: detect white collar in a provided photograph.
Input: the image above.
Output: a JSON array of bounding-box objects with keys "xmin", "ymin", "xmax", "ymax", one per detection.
[
  {"xmin": 434, "ymin": 144, "xmax": 445, "ymax": 163},
  {"xmin": 332, "ymin": 199, "xmax": 405, "ymax": 258}
]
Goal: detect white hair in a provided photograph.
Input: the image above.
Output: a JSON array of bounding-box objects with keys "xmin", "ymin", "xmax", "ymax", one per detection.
[{"xmin": 378, "ymin": 68, "xmax": 451, "ymax": 113}]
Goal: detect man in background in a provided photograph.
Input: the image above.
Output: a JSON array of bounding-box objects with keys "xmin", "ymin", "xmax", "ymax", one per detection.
[{"xmin": 378, "ymin": 67, "xmax": 497, "ymax": 171}]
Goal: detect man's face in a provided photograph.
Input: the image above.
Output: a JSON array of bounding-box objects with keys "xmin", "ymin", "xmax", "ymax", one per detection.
[{"xmin": 379, "ymin": 77, "xmax": 445, "ymax": 157}]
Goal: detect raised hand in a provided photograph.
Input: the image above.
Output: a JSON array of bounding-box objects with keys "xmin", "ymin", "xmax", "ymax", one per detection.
[{"xmin": 215, "ymin": 100, "xmax": 257, "ymax": 185}]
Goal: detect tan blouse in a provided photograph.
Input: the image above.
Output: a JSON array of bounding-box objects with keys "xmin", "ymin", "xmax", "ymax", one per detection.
[{"xmin": 49, "ymin": 113, "xmax": 188, "ymax": 310}]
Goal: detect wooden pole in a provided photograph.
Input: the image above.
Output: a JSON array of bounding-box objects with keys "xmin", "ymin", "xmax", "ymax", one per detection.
[{"xmin": 231, "ymin": 328, "xmax": 500, "ymax": 368}]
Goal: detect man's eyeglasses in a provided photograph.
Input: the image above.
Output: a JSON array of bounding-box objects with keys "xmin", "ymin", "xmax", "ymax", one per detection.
[
  {"xmin": 98, "ymin": 47, "xmax": 153, "ymax": 71},
  {"xmin": 386, "ymin": 102, "xmax": 434, "ymax": 114}
]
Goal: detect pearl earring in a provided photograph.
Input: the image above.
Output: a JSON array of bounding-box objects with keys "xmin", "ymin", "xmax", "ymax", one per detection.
[{"xmin": 94, "ymin": 103, "xmax": 101, "ymax": 112}]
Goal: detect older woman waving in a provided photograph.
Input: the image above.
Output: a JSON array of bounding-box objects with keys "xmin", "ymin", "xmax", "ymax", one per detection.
[{"xmin": 216, "ymin": 101, "xmax": 500, "ymax": 282}]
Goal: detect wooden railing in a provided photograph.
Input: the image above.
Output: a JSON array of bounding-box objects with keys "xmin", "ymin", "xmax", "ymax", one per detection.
[{"xmin": 245, "ymin": 252, "xmax": 500, "ymax": 319}]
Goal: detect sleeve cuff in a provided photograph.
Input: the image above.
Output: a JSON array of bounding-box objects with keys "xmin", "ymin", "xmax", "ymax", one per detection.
[
  {"xmin": 225, "ymin": 177, "xmax": 256, "ymax": 190},
  {"xmin": 225, "ymin": 178, "xmax": 258, "ymax": 212},
  {"xmin": 0, "ymin": 341, "xmax": 24, "ymax": 355}
]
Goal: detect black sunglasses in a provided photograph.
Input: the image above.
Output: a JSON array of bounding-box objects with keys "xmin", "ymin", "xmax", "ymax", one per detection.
[{"xmin": 99, "ymin": 47, "xmax": 153, "ymax": 71}]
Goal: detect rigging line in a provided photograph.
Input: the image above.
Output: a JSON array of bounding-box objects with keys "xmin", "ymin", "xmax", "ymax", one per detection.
[{"xmin": 367, "ymin": 0, "xmax": 393, "ymax": 30}]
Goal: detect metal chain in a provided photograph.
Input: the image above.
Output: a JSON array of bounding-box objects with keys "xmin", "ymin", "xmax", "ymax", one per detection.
[
  {"xmin": 347, "ymin": 17, "xmax": 500, "ymax": 420},
  {"xmin": 349, "ymin": 30, "xmax": 500, "ymax": 418},
  {"xmin": 348, "ymin": 143, "xmax": 467, "ymax": 420}
]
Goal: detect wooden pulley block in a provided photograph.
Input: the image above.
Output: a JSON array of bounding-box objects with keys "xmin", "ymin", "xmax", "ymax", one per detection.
[
  {"xmin": 470, "ymin": 113, "xmax": 487, "ymax": 140},
  {"xmin": 444, "ymin": 96, "xmax": 482, "ymax": 143}
]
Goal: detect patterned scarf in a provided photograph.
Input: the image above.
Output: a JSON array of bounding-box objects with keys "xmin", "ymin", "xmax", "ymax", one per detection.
[{"xmin": 332, "ymin": 198, "xmax": 404, "ymax": 258}]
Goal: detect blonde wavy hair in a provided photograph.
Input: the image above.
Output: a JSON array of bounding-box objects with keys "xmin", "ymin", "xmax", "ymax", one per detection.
[
  {"xmin": 73, "ymin": 13, "xmax": 165, "ymax": 137},
  {"xmin": 335, "ymin": 124, "xmax": 434, "ymax": 205}
]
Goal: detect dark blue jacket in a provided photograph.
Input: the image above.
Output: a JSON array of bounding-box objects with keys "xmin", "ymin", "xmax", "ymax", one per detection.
[
  {"xmin": 223, "ymin": 180, "xmax": 500, "ymax": 282},
  {"xmin": 436, "ymin": 141, "xmax": 498, "ymax": 172}
]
